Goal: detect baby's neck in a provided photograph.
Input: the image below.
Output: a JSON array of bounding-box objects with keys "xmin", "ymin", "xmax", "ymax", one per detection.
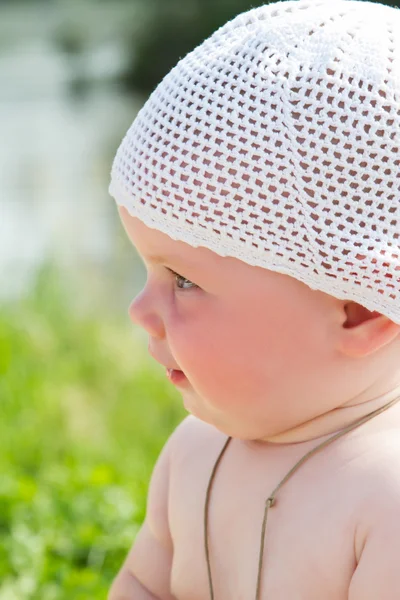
[{"xmin": 262, "ymin": 386, "xmax": 400, "ymax": 444}]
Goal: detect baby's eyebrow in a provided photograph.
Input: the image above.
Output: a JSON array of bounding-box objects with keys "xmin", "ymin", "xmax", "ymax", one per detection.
[
  {"xmin": 141, "ymin": 251, "xmax": 207, "ymax": 276},
  {"xmin": 143, "ymin": 254, "xmax": 193, "ymax": 269},
  {"xmin": 145, "ymin": 254, "xmax": 175, "ymax": 264}
]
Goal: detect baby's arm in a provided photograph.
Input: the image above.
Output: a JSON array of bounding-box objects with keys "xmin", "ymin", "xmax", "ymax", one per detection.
[
  {"xmin": 348, "ymin": 501, "xmax": 400, "ymax": 599},
  {"xmin": 108, "ymin": 425, "xmax": 177, "ymax": 600}
]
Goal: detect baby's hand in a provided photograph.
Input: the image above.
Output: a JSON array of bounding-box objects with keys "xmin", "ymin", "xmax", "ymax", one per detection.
[{"xmin": 108, "ymin": 427, "xmax": 177, "ymax": 600}]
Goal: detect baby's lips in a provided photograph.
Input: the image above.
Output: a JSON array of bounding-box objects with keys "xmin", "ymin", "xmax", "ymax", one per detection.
[{"xmin": 166, "ymin": 368, "xmax": 188, "ymax": 386}]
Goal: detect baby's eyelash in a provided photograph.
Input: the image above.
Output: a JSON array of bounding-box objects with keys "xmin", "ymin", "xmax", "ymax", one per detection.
[{"xmin": 167, "ymin": 268, "xmax": 198, "ymax": 290}]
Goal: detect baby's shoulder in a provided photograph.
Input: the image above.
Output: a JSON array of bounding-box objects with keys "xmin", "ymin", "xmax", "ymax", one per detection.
[
  {"xmin": 168, "ymin": 415, "xmax": 228, "ymax": 470},
  {"xmin": 360, "ymin": 428, "xmax": 400, "ymax": 474},
  {"xmin": 352, "ymin": 429, "xmax": 400, "ymax": 510},
  {"xmin": 169, "ymin": 415, "xmax": 227, "ymax": 450},
  {"xmin": 350, "ymin": 430, "xmax": 400, "ymax": 563}
]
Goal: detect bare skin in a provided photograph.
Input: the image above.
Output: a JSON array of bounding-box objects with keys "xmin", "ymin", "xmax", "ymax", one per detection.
[{"xmin": 109, "ymin": 208, "xmax": 400, "ymax": 600}]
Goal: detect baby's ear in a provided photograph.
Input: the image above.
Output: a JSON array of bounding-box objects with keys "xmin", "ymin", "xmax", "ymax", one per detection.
[{"xmin": 336, "ymin": 302, "xmax": 400, "ymax": 358}]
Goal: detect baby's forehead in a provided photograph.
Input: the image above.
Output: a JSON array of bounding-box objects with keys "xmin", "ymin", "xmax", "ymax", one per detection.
[
  {"xmin": 120, "ymin": 208, "xmax": 303, "ymax": 299},
  {"xmin": 120, "ymin": 207, "xmax": 224, "ymax": 268},
  {"xmin": 120, "ymin": 207, "xmax": 281, "ymax": 285}
]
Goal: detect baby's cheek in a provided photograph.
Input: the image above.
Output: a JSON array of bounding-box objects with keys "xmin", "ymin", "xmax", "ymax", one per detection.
[
  {"xmin": 176, "ymin": 327, "xmax": 267, "ymax": 407},
  {"xmin": 171, "ymin": 320, "xmax": 230, "ymax": 382}
]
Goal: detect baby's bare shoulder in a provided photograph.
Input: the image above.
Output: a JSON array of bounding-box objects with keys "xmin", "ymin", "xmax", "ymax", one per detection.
[
  {"xmin": 359, "ymin": 430, "xmax": 400, "ymax": 503},
  {"xmin": 351, "ymin": 430, "xmax": 400, "ymax": 545},
  {"xmin": 359, "ymin": 429, "xmax": 400, "ymax": 476},
  {"xmin": 349, "ymin": 432, "xmax": 400, "ymax": 599},
  {"xmin": 170, "ymin": 415, "xmax": 227, "ymax": 453},
  {"xmin": 168, "ymin": 415, "xmax": 228, "ymax": 473}
]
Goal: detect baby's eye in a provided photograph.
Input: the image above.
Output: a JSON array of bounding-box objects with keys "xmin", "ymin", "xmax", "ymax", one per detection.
[
  {"xmin": 168, "ymin": 269, "xmax": 198, "ymax": 290},
  {"xmin": 175, "ymin": 273, "xmax": 197, "ymax": 290}
]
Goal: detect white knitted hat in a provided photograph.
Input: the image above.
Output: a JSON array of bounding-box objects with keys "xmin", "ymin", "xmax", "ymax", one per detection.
[{"xmin": 109, "ymin": 0, "xmax": 400, "ymax": 324}]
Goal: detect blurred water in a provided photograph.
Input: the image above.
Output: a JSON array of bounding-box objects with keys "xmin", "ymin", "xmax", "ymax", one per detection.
[{"xmin": 0, "ymin": 1, "xmax": 146, "ymax": 311}]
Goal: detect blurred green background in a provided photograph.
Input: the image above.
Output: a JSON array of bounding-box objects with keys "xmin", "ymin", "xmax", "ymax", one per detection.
[{"xmin": 1, "ymin": 0, "xmax": 399, "ymax": 598}]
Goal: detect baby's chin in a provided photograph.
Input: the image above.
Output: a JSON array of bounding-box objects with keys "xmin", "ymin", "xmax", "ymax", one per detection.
[
  {"xmin": 182, "ymin": 393, "xmax": 225, "ymax": 429},
  {"xmin": 182, "ymin": 394, "xmax": 275, "ymax": 440}
]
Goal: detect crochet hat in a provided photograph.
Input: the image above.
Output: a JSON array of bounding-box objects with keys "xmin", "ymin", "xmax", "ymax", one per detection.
[{"xmin": 109, "ymin": 0, "xmax": 400, "ymax": 324}]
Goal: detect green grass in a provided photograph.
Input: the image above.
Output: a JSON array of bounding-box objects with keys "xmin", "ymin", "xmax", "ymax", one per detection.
[{"xmin": 0, "ymin": 267, "xmax": 185, "ymax": 600}]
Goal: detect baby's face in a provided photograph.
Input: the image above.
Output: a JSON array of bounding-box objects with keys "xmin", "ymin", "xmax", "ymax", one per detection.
[{"xmin": 120, "ymin": 208, "xmax": 345, "ymax": 441}]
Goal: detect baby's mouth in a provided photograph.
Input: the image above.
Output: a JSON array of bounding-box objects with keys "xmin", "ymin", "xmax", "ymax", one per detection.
[{"xmin": 166, "ymin": 368, "xmax": 187, "ymax": 386}]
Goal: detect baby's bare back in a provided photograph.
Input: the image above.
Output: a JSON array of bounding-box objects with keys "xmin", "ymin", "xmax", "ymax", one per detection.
[{"xmin": 109, "ymin": 408, "xmax": 400, "ymax": 600}]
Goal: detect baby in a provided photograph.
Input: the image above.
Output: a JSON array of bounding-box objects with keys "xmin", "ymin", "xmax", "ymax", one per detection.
[{"xmin": 107, "ymin": 1, "xmax": 400, "ymax": 598}]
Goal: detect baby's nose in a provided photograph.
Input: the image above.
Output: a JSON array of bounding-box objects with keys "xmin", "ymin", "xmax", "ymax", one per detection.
[{"xmin": 128, "ymin": 291, "xmax": 165, "ymax": 339}]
